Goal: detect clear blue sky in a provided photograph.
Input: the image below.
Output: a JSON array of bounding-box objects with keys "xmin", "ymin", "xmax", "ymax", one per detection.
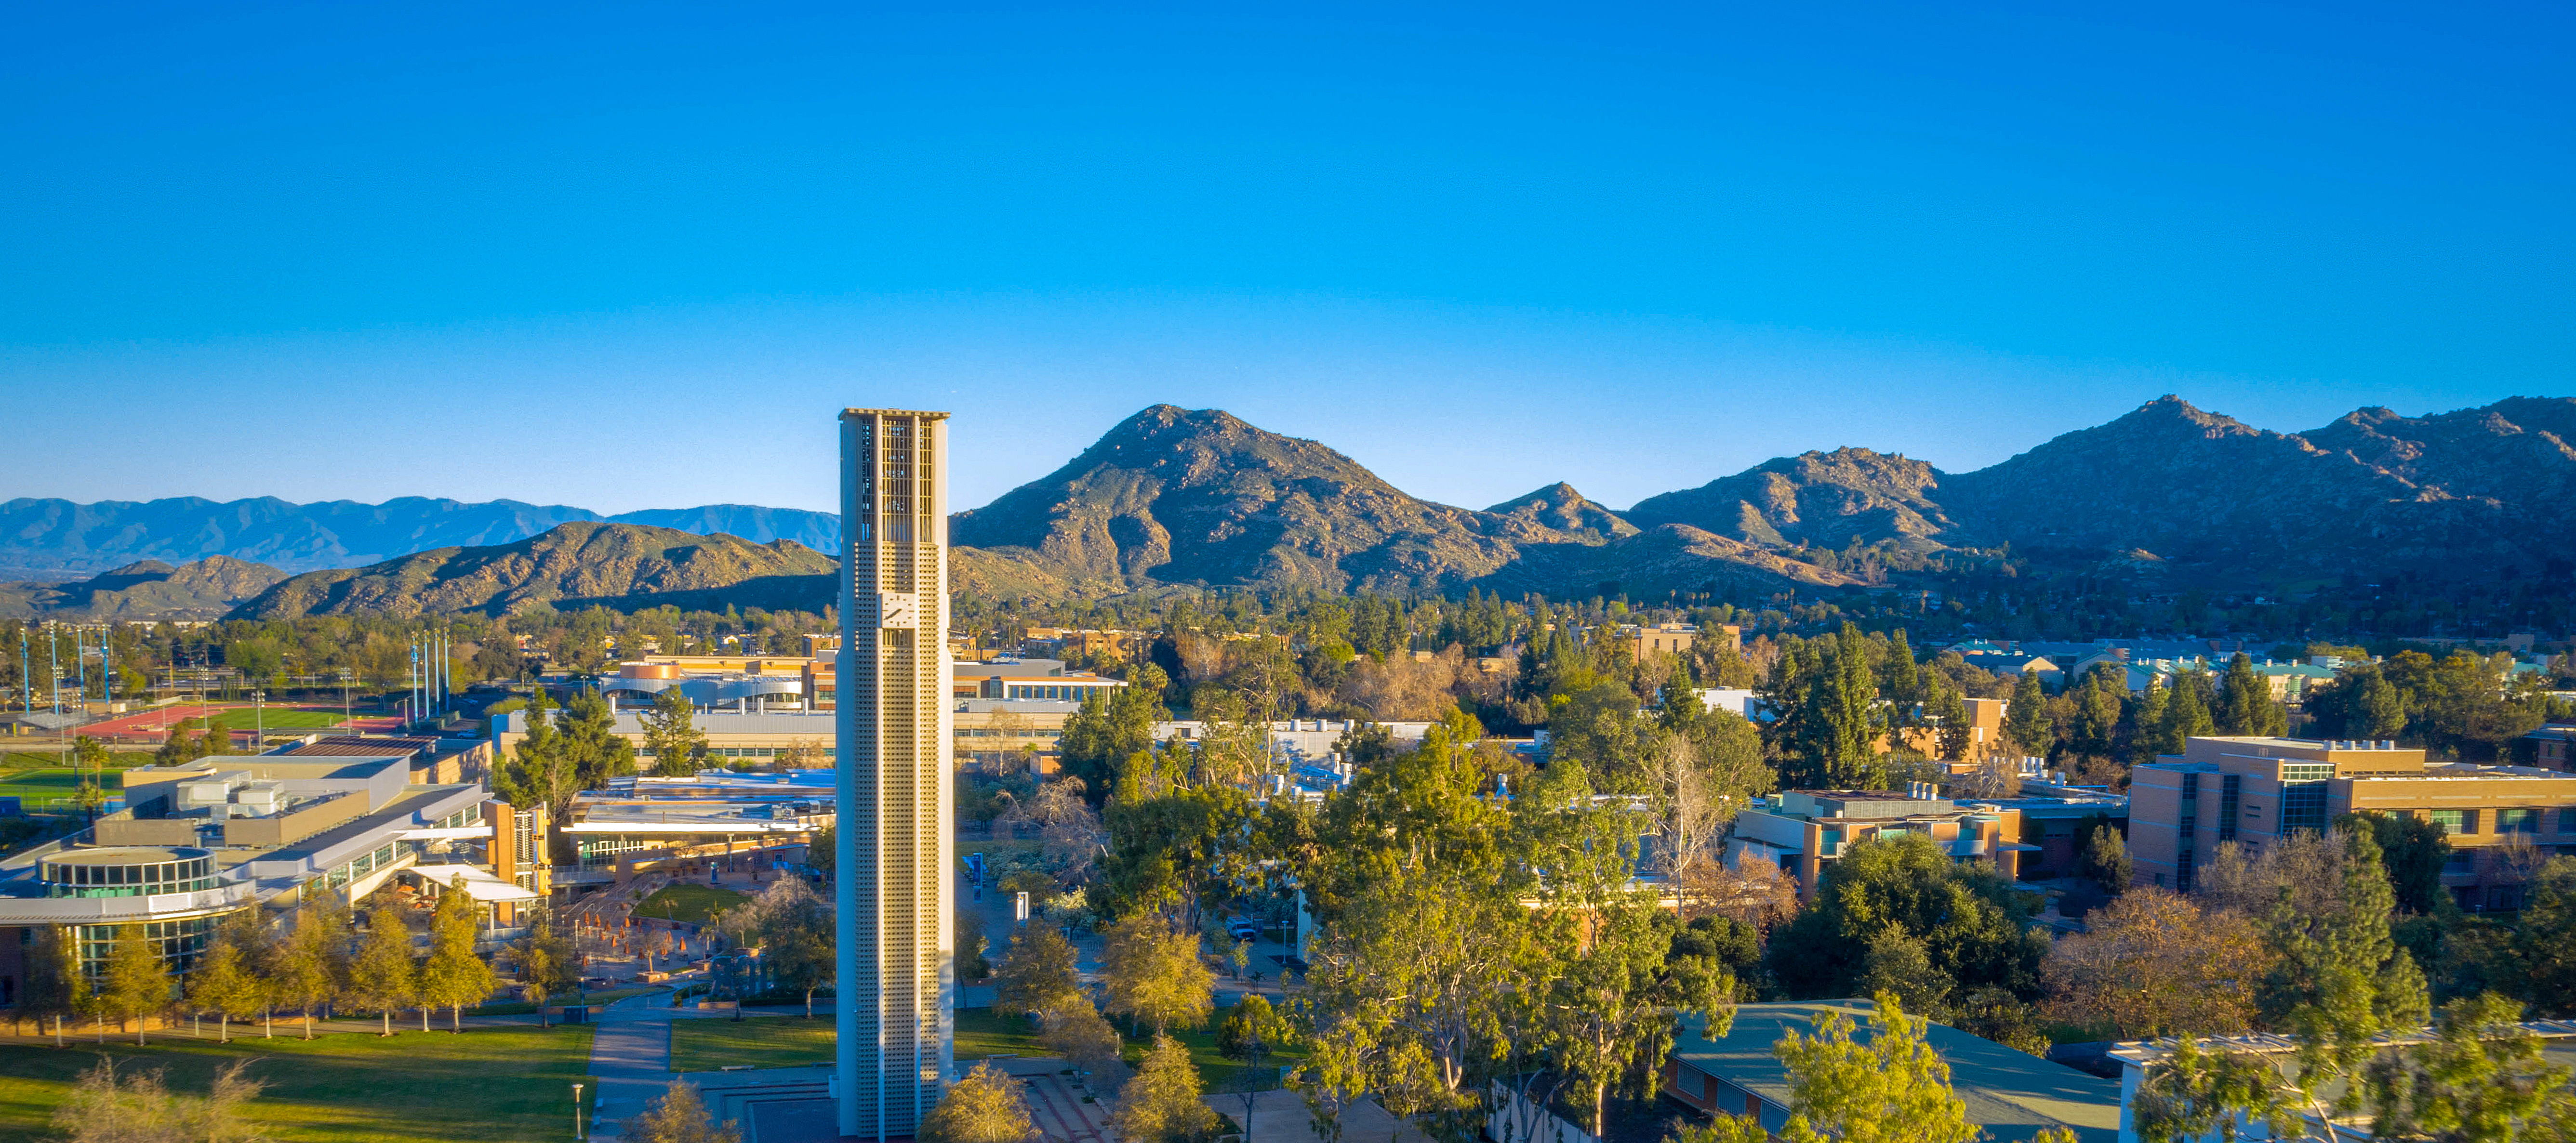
[{"xmin": 4, "ymin": 1, "xmax": 2568, "ymax": 514}]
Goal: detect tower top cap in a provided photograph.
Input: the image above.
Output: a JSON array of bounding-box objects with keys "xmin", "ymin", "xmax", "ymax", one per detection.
[{"xmin": 840, "ymin": 408, "xmax": 952, "ymax": 420}]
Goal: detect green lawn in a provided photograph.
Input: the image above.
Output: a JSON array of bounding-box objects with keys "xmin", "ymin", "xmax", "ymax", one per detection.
[
  {"xmin": 0, "ymin": 1025, "xmax": 595, "ymax": 1142},
  {"xmin": 671, "ymin": 1006, "xmax": 1296, "ymax": 1090},
  {"xmin": 1120, "ymin": 1017, "xmax": 1303, "ymax": 1092},
  {"xmin": 672, "ymin": 1017, "xmax": 836, "ymax": 1072},
  {"xmin": 636, "ymin": 884, "xmax": 752, "ymax": 926},
  {"xmin": 0, "ymin": 767, "xmax": 124, "ymax": 811}
]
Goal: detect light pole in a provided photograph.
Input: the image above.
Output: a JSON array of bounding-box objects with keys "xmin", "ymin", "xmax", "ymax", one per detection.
[
  {"xmin": 571, "ymin": 1082, "xmax": 585, "ymax": 1140},
  {"xmin": 254, "ymin": 690, "xmax": 265, "ymax": 748}
]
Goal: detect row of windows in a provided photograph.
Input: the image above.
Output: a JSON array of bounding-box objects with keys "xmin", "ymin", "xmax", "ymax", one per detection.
[
  {"xmin": 2426, "ymin": 807, "xmax": 2568, "ymax": 836},
  {"xmin": 1002, "ymin": 684, "xmax": 1106, "ymax": 701},
  {"xmin": 43, "ymin": 856, "xmax": 217, "ymax": 898},
  {"xmin": 575, "ymin": 835, "xmax": 664, "ymax": 870},
  {"xmin": 955, "ymin": 728, "xmax": 1060, "ymax": 739},
  {"xmin": 323, "ymin": 842, "xmax": 407, "ymax": 890},
  {"xmin": 75, "ymin": 914, "xmax": 224, "ymax": 978},
  {"xmin": 640, "ymin": 746, "xmax": 839, "ymax": 759}
]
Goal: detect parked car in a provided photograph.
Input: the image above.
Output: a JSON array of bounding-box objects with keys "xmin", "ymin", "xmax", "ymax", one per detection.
[{"xmin": 1226, "ymin": 917, "xmax": 1261, "ymax": 941}]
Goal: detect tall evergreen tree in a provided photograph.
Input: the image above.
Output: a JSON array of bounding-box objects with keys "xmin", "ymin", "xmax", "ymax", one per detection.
[
  {"xmin": 1805, "ymin": 624, "xmax": 1880, "ymax": 788},
  {"xmin": 1881, "ymin": 628, "xmax": 1923, "ymax": 731},
  {"xmin": 2126, "ymin": 676, "xmax": 2169, "ymax": 765},
  {"xmin": 2216, "ymin": 654, "xmax": 2287, "ymax": 736},
  {"xmin": 2153, "ymin": 670, "xmax": 2217, "ymax": 756},
  {"xmin": 558, "ymin": 687, "xmax": 638, "ymax": 791},
  {"xmin": 2001, "ymin": 670, "xmax": 2054, "ymax": 760},
  {"xmin": 640, "ymin": 688, "xmax": 708, "ymax": 777},
  {"xmin": 1926, "ymin": 670, "xmax": 1972, "ymax": 762}
]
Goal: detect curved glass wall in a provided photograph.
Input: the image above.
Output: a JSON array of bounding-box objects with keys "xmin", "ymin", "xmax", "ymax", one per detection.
[{"xmin": 40, "ymin": 850, "xmax": 218, "ymax": 898}]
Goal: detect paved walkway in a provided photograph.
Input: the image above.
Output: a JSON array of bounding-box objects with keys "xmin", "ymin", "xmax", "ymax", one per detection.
[{"xmin": 586, "ymin": 1014, "xmax": 673, "ymax": 1139}]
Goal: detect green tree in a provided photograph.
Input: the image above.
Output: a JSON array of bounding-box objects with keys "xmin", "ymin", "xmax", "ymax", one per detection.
[
  {"xmin": 1058, "ymin": 662, "xmax": 1172, "ymax": 802},
  {"xmin": 1217, "ymin": 993, "xmax": 1294, "ymax": 1139},
  {"xmin": 1218, "ymin": 992, "xmax": 1292, "ymax": 1065},
  {"xmin": 97, "ymin": 922, "xmax": 173, "ymax": 1044},
  {"xmin": 69, "ymin": 736, "xmax": 112, "ymax": 819},
  {"xmin": 2078, "ymin": 824, "xmax": 2132, "ymax": 896},
  {"xmin": 2002, "ymin": 670, "xmax": 2053, "ymax": 760},
  {"xmin": 641, "ymin": 688, "xmax": 708, "ymax": 777},
  {"xmin": 1770, "ymin": 992, "xmax": 1979, "ymax": 1143},
  {"xmin": 1544, "ymin": 892, "xmax": 1736, "ymax": 1138},
  {"xmin": 1793, "ymin": 624, "xmax": 1883, "ymax": 788},
  {"xmin": 2337, "ymin": 809, "xmax": 2452, "ymax": 917},
  {"xmin": 754, "ymin": 880, "xmax": 835, "ymax": 1017},
  {"xmin": 2216, "ymin": 654, "xmax": 2288, "ymax": 736},
  {"xmin": 993, "ymin": 925, "xmax": 1085, "ymax": 1015},
  {"xmin": 493, "ymin": 694, "xmax": 576, "ymax": 823},
  {"xmin": 274, "ymin": 905, "xmax": 351, "ymax": 1039},
  {"xmin": 623, "ymin": 1079, "xmax": 742, "ymax": 1143},
  {"xmin": 2154, "ymin": 670, "xmax": 2217, "ymax": 757},
  {"xmin": 1766, "ymin": 832, "xmax": 2045, "ymax": 1003},
  {"xmin": 1101, "ymin": 917, "xmax": 1214, "ymax": 1035},
  {"xmin": 2365, "ymin": 992, "xmax": 2576, "ymax": 1143},
  {"xmin": 512, "ymin": 903, "xmax": 580, "ymax": 1027},
  {"xmin": 2514, "ymin": 856, "xmax": 2576, "ymax": 1017},
  {"xmin": 419, "ymin": 877, "xmax": 501, "ymax": 1030},
  {"xmin": 183, "ymin": 923, "xmax": 266, "ymax": 1044},
  {"xmin": 1926, "ymin": 670, "xmax": 1973, "ymax": 762},
  {"xmin": 920, "ymin": 1063, "xmax": 1038, "ymax": 1143},
  {"xmin": 19, "ymin": 924, "xmax": 88, "ymax": 1047},
  {"xmin": 1116, "ymin": 1034, "xmax": 1223, "ymax": 1143},
  {"xmin": 346, "ymin": 904, "xmax": 419, "ymax": 1036},
  {"xmin": 2128, "ymin": 677, "xmax": 2171, "ymax": 766},
  {"xmin": 2236, "ymin": 826, "xmax": 2433, "ymax": 1134},
  {"xmin": 557, "ymin": 687, "xmax": 639, "ymax": 792}
]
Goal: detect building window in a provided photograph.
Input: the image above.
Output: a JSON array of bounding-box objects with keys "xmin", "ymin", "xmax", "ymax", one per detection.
[
  {"xmin": 2217, "ymin": 775, "xmax": 2240, "ymax": 842},
  {"xmin": 2279, "ymin": 782, "xmax": 2329, "ymax": 836},
  {"xmin": 2431, "ymin": 809, "xmax": 2479, "ymax": 836},
  {"xmin": 2501, "ymin": 809, "xmax": 2541, "ymax": 834}
]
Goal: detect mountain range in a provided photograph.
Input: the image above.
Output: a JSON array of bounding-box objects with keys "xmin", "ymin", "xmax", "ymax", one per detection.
[
  {"xmin": 8, "ymin": 394, "xmax": 2576, "ymax": 619},
  {"xmin": 0, "ymin": 497, "xmax": 841, "ymax": 580}
]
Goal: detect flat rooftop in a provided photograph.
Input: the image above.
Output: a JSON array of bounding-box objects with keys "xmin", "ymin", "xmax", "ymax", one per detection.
[{"xmin": 1674, "ymin": 1001, "xmax": 2119, "ymax": 1143}]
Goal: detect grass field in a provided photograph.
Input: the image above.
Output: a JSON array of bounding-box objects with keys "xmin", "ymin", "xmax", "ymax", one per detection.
[
  {"xmin": 636, "ymin": 884, "xmax": 752, "ymax": 926},
  {"xmin": 670, "ymin": 1006, "xmax": 1299, "ymax": 1090},
  {"xmin": 671, "ymin": 1017, "xmax": 837, "ymax": 1072},
  {"xmin": 0, "ymin": 1025, "xmax": 595, "ymax": 1142}
]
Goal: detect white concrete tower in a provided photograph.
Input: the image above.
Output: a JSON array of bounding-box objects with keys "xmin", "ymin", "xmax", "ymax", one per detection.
[{"xmin": 836, "ymin": 408, "xmax": 956, "ymax": 1141}]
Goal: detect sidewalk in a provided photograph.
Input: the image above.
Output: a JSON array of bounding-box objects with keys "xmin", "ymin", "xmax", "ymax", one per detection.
[{"xmin": 586, "ymin": 1018, "xmax": 672, "ymax": 1140}]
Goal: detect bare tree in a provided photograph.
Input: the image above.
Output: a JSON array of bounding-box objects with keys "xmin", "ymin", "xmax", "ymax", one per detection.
[
  {"xmin": 1948, "ymin": 754, "xmax": 2023, "ymax": 800},
  {"xmin": 1674, "ymin": 856, "xmax": 1801, "ymax": 931},
  {"xmin": 1645, "ymin": 733, "xmax": 1726, "ymax": 881},
  {"xmin": 2194, "ymin": 833, "xmax": 2348, "ymax": 920}
]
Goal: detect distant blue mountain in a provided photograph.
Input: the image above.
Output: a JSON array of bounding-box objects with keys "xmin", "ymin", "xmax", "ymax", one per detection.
[
  {"xmin": 0, "ymin": 496, "xmax": 840, "ymax": 579},
  {"xmin": 607, "ymin": 504, "xmax": 842, "ymax": 553}
]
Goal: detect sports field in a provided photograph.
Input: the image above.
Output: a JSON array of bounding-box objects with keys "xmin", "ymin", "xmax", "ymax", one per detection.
[
  {"xmin": 0, "ymin": 750, "xmax": 151, "ymax": 811},
  {"xmin": 79, "ymin": 705, "xmax": 356, "ymax": 738},
  {"xmin": 0, "ymin": 1025, "xmax": 596, "ymax": 1142}
]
